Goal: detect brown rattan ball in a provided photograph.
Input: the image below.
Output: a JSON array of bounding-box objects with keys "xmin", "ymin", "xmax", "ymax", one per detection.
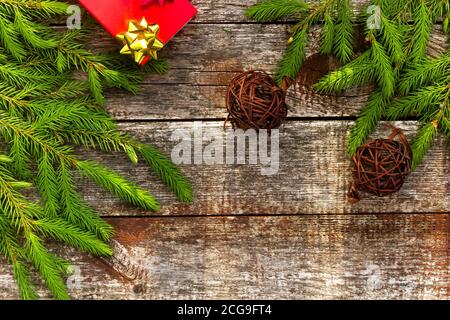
[
  {"xmin": 348, "ymin": 127, "xmax": 412, "ymax": 203},
  {"xmin": 226, "ymin": 71, "xmax": 287, "ymax": 130}
]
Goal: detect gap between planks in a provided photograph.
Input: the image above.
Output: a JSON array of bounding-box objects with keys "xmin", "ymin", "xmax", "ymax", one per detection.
[
  {"xmin": 74, "ymin": 120, "xmax": 449, "ymax": 217},
  {"xmin": 2, "ymin": 213, "xmax": 449, "ymax": 299}
]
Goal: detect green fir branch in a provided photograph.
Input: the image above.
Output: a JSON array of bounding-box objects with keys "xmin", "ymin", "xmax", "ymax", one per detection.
[
  {"xmin": 0, "ymin": 0, "xmax": 191, "ymax": 300},
  {"xmin": 321, "ymin": 13, "xmax": 335, "ymax": 55},
  {"xmin": 380, "ymin": 16, "xmax": 406, "ymax": 64},
  {"xmin": 399, "ymin": 54, "xmax": 450, "ymax": 95},
  {"xmin": 275, "ymin": 28, "xmax": 308, "ymax": 85},
  {"xmin": 58, "ymin": 161, "xmax": 114, "ymax": 241},
  {"xmin": 411, "ymin": 121, "xmax": 438, "ymax": 169},
  {"xmin": 370, "ymin": 39, "xmax": 395, "ymax": 98},
  {"xmin": 0, "ymin": 217, "xmax": 37, "ymax": 300},
  {"xmin": 314, "ymin": 51, "xmax": 374, "ymax": 93},
  {"xmin": 24, "ymin": 233, "xmax": 69, "ymax": 300},
  {"xmin": 245, "ymin": 0, "xmax": 309, "ymax": 22},
  {"xmin": 333, "ymin": 0, "xmax": 354, "ymax": 63},
  {"xmin": 409, "ymin": 2, "xmax": 433, "ymax": 63},
  {"xmin": 34, "ymin": 218, "xmax": 113, "ymax": 256},
  {"xmin": 0, "ymin": 11, "xmax": 26, "ymax": 60},
  {"xmin": 76, "ymin": 160, "xmax": 160, "ymax": 211},
  {"xmin": 137, "ymin": 143, "xmax": 193, "ymax": 203},
  {"xmin": 386, "ymin": 85, "xmax": 447, "ymax": 119},
  {"xmin": 348, "ymin": 91, "xmax": 387, "ymax": 155},
  {"xmin": 0, "ymin": 0, "xmax": 68, "ymax": 18},
  {"xmin": 36, "ymin": 152, "xmax": 60, "ymax": 217}
]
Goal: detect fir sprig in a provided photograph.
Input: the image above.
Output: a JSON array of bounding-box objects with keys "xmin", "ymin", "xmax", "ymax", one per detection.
[
  {"xmin": 410, "ymin": 2, "xmax": 434, "ymax": 63},
  {"xmin": 0, "ymin": 0, "xmax": 192, "ymax": 299},
  {"xmin": 347, "ymin": 90, "xmax": 387, "ymax": 155},
  {"xmin": 245, "ymin": 0, "xmax": 309, "ymax": 22},
  {"xmin": 370, "ymin": 38, "xmax": 395, "ymax": 98},
  {"xmin": 276, "ymin": 28, "xmax": 308, "ymax": 84},
  {"xmin": 314, "ymin": 51, "xmax": 374, "ymax": 92},
  {"xmin": 76, "ymin": 160, "xmax": 160, "ymax": 211},
  {"xmin": 411, "ymin": 121, "xmax": 438, "ymax": 169},
  {"xmin": 247, "ymin": 0, "xmax": 355, "ymax": 85},
  {"xmin": 248, "ymin": 0, "xmax": 450, "ymax": 170},
  {"xmin": 333, "ymin": 0, "xmax": 354, "ymax": 62}
]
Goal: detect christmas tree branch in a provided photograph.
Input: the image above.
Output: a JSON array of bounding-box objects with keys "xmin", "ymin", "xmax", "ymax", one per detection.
[{"xmin": 0, "ymin": 0, "xmax": 191, "ymax": 299}]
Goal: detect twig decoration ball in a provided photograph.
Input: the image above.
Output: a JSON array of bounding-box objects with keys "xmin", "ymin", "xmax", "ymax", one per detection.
[
  {"xmin": 348, "ymin": 127, "xmax": 412, "ymax": 203},
  {"xmin": 226, "ymin": 71, "xmax": 288, "ymax": 130}
]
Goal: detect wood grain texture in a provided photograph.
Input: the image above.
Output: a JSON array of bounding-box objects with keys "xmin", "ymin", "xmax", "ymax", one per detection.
[
  {"xmin": 98, "ymin": 24, "xmax": 447, "ymax": 120},
  {"xmin": 1, "ymin": 214, "xmax": 449, "ymax": 300},
  {"xmin": 71, "ymin": 0, "xmax": 447, "ymax": 121},
  {"xmin": 73, "ymin": 121, "xmax": 449, "ymax": 216},
  {"xmin": 75, "ymin": 0, "xmax": 447, "ymax": 121},
  {"xmin": 1, "ymin": 0, "xmax": 449, "ymax": 300},
  {"xmin": 191, "ymin": 0, "xmax": 369, "ymax": 23},
  {"xmin": 68, "ymin": 0, "xmax": 370, "ymax": 24}
]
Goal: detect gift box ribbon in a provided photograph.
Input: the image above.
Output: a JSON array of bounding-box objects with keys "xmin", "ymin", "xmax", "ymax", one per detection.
[
  {"xmin": 116, "ymin": 17, "xmax": 164, "ymax": 64},
  {"xmin": 78, "ymin": 0, "xmax": 197, "ymax": 65}
]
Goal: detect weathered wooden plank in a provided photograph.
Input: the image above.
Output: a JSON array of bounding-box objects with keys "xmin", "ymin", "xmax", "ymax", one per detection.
[
  {"xmin": 192, "ymin": 0, "xmax": 369, "ymax": 23},
  {"xmin": 100, "ymin": 24, "xmax": 447, "ymax": 120},
  {"xmin": 1, "ymin": 214, "xmax": 449, "ymax": 299},
  {"xmin": 64, "ymin": 0, "xmax": 370, "ymax": 24},
  {"xmin": 71, "ymin": 121, "xmax": 450, "ymax": 216},
  {"xmin": 65, "ymin": 1, "xmax": 447, "ymax": 121},
  {"xmin": 95, "ymin": 24, "xmax": 288, "ymax": 70},
  {"xmin": 103, "ymin": 22, "xmax": 289, "ymax": 120}
]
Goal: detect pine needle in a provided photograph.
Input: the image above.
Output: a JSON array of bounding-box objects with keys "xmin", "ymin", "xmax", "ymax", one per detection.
[
  {"xmin": 34, "ymin": 218, "xmax": 113, "ymax": 256},
  {"xmin": 275, "ymin": 28, "xmax": 308, "ymax": 85},
  {"xmin": 250, "ymin": 0, "xmax": 450, "ymax": 170},
  {"xmin": 137, "ymin": 143, "xmax": 193, "ymax": 203},
  {"xmin": 333, "ymin": 0, "xmax": 354, "ymax": 63},
  {"xmin": 348, "ymin": 91, "xmax": 387, "ymax": 155},
  {"xmin": 370, "ymin": 40, "xmax": 395, "ymax": 98},
  {"xmin": 245, "ymin": 0, "xmax": 309, "ymax": 22},
  {"xmin": 410, "ymin": 2, "xmax": 433, "ymax": 63},
  {"xmin": 0, "ymin": 0, "xmax": 191, "ymax": 300},
  {"xmin": 411, "ymin": 122, "xmax": 438, "ymax": 169},
  {"xmin": 399, "ymin": 54, "xmax": 450, "ymax": 95},
  {"xmin": 314, "ymin": 51, "xmax": 374, "ymax": 93},
  {"xmin": 76, "ymin": 160, "xmax": 160, "ymax": 211},
  {"xmin": 321, "ymin": 13, "xmax": 335, "ymax": 55}
]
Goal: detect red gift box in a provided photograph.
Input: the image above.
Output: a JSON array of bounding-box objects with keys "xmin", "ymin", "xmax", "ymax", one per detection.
[{"xmin": 78, "ymin": 0, "xmax": 197, "ymax": 64}]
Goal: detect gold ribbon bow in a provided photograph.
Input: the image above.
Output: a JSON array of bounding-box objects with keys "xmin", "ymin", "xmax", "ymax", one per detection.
[{"xmin": 116, "ymin": 17, "xmax": 164, "ymax": 64}]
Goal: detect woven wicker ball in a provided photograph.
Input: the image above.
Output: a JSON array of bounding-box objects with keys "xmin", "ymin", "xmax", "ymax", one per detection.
[
  {"xmin": 226, "ymin": 71, "xmax": 287, "ymax": 130},
  {"xmin": 348, "ymin": 128, "xmax": 412, "ymax": 202}
]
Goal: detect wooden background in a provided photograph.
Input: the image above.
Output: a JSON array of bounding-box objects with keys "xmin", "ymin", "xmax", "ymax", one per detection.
[{"xmin": 1, "ymin": 0, "xmax": 449, "ymax": 299}]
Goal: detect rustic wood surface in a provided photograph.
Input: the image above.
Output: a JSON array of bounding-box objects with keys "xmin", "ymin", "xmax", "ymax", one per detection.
[
  {"xmin": 2, "ymin": 215, "xmax": 450, "ymax": 300},
  {"xmin": 74, "ymin": 121, "xmax": 449, "ymax": 216},
  {"xmin": 1, "ymin": 0, "xmax": 449, "ymax": 300}
]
